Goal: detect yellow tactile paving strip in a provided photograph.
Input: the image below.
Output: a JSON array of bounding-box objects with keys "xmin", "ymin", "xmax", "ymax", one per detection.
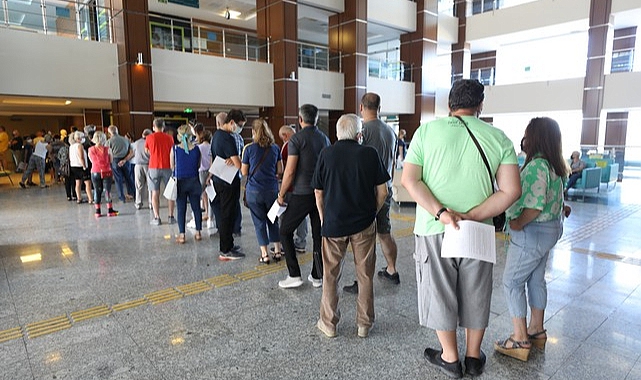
[{"xmin": 3, "ymin": 207, "xmax": 638, "ymax": 345}]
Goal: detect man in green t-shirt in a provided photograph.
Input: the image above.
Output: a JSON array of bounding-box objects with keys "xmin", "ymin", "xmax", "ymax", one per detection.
[{"xmin": 401, "ymin": 79, "xmax": 521, "ymax": 378}]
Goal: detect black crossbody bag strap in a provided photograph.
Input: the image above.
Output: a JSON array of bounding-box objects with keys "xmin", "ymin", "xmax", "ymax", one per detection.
[{"xmin": 454, "ymin": 115, "xmax": 494, "ymax": 192}]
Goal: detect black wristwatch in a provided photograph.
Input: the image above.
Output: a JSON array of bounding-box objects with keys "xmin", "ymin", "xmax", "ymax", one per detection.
[{"xmin": 435, "ymin": 207, "xmax": 448, "ymax": 221}]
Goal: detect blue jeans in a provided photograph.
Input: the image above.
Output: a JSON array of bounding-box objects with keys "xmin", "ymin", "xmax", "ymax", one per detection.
[
  {"xmin": 91, "ymin": 172, "xmax": 113, "ymax": 205},
  {"xmin": 21, "ymin": 156, "xmax": 45, "ymax": 186},
  {"xmin": 246, "ymin": 189, "xmax": 280, "ymax": 247},
  {"xmin": 111, "ymin": 159, "xmax": 134, "ymax": 201},
  {"xmin": 503, "ymin": 219, "xmax": 563, "ymax": 318},
  {"xmin": 176, "ymin": 177, "xmax": 202, "ymax": 234}
]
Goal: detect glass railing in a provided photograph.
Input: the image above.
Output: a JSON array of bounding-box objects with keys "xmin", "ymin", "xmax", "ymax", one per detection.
[
  {"xmin": 151, "ymin": 15, "xmax": 270, "ymax": 63},
  {"xmin": 297, "ymin": 42, "xmax": 342, "ymax": 72},
  {"xmin": 368, "ymin": 58, "xmax": 412, "ymax": 82},
  {"xmin": 1, "ymin": 0, "xmax": 112, "ymax": 42}
]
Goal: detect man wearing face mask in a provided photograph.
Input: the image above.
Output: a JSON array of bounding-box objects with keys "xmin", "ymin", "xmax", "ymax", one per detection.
[
  {"xmin": 344, "ymin": 92, "xmax": 400, "ymax": 295},
  {"xmin": 210, "ymin": 109, "xmax": 246, "ymax": 260}
]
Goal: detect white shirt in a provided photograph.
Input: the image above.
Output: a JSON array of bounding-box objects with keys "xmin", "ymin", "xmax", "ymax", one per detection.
[
  {"xmin": 69, "ymin": 142, "xmax": 87, "ymax": 168},
  {"xmin": 33, "ymin": 141, "xmax": 49, "ymax": 159}
]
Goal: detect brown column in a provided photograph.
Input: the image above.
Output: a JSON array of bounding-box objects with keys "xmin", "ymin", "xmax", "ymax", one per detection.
[
  {"xmin": 451, "ymin": 0, "xmax": 469, "ymax": 83},
  {"xmin": 328, "ymin": 0, "xmax": 367, "ymax": 142},
  {"xmin": 106, "ymin": 0, "xmax": 153, "ymax": 138},
  {"xmin": 399, "ymin": 0, "xmax": 438, "ymax": 141},
  {"xmin": 581, "ymin": 0, "xmax": 612, "ymax": 146},
  {"xmin": 605, "ymin": 111, "xmax": 627, "ymax": 180},
  {"xmin": 257, "ymin": 0, "xmax": 299, "ymax": 145}
]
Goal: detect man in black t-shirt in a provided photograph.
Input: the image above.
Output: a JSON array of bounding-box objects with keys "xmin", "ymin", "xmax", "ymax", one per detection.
[
  {"xmin": 277, "ymin": 104, "xmax": 330, "ymax": 289},
  {"xmin": 210, "ymin": 109, "xmax": 246, "ymax": 260},
  {"xmin": 312, "ymin": 114, "xmax": 389, "ymax": 338}
]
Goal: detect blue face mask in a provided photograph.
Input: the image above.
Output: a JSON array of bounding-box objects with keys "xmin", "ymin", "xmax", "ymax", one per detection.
[{"xmin": 234, "ymin": 123, "xmax": 243, "ymax": 134}]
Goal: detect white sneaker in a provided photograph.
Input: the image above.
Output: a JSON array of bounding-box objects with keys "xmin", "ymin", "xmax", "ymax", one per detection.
[
  {"xmin": 279, "ymin": 276, "xmax": 303, "ymax": 289},
  {"xmin": 357, "ymin": 325, "xmax": 372, "ymax": 338},
  {"xmin": 206, "ymin": 219, "xmax": 215, "ymax": 229},
  {"xmin": 186, "ymin": 219, "xmax": 196, "ymax": 229},
  {"xmin": 317, "ymin": 319, "xmax": 336, "ymax": 338},
  {"xmin": 307, "ymin": 274, "xmax": 322, "ymax": 288}
]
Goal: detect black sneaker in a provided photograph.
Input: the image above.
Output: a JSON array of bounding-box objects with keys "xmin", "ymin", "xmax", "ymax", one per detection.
[
  {"xmin": 343, "ymin": 281, "xmax": 358, "ymax": 294},
  {"xmin": 464, "ymin": 350, "xmax": 486, "ymax": 377},
  {"xmin": 219, "ymin": 250, "xmax": 245, "ymax": 261},
  {"xmin": 424, "ymin": 348, "xmax": 463, "ymax": 379},
  {"xmin": 19, "ymin": 182, "xmax": 26, "ymax": 189},
  {"xmin": 377, "ymin": 267, "xmax": 400, "ymax": 285}
]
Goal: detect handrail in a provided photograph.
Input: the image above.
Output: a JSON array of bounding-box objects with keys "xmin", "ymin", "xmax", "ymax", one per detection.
[
  {"xmin": 1, "ymin": 0, "xmax": 112, "ymax": 42},
  {"xmin": 368, "ymin": 57, "xmax": 412, "ymax": 82},
  {"xmin": 297, "ymin": 41, "xmax": 341, "ymax": 73}
]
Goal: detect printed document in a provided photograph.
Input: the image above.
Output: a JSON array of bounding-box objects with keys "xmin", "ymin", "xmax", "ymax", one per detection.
[
  {"xmin": 267, "ymin": 200, "xmax": 287, "ymax": 223},
  {"xmin": 441, "ymin": 220, "xmax": 496, "ymax": 264},
  {"xmin": 205, "ymin": 181, "xmax": 216, "ymax": 201},
  {"xmin": 209, "ymin": 156, "xmax": 238, "ymax": 184}
]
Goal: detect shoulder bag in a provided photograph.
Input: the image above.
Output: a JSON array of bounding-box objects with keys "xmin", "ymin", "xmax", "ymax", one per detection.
[{"xmin": 454, "ymin": 116, "xmax": 507, "ymax": 232}]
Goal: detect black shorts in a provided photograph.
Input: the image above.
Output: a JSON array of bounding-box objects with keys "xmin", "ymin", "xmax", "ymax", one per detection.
[{"xmin": 70, "ymin": 166, "xmax": 90, "ymax": 181}]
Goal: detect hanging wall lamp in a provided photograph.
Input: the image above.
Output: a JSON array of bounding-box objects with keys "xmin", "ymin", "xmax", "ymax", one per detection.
[{"xmin": 135, "ymin": 52, "xmax": 144, "ymax": 65}]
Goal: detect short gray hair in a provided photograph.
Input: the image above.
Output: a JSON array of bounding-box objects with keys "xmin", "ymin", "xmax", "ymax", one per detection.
[
  {"xmin": 153, "ymin": 118, "xmax": 165, "ymax": 131},
  {"xmin": 107, "ymin": 125, "xmax": 119, "ymax": 136},
  {"xmin": 336, "ymin": 114, "xmax": 362, "ymax": 141}
]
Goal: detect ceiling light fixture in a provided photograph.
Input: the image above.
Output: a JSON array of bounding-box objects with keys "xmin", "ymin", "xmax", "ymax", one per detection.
[{"xmin": 225, "ymin": 7, "xmax": 230, "ymax": 20}]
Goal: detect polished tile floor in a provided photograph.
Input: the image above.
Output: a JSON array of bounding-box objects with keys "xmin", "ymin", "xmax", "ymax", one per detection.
[{"xmin": 0, "ymin": 172, "xmax": 640, "ymax": 380}]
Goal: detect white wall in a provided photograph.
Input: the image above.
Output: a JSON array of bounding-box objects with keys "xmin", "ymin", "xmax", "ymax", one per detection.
[
  {"xmin": 466, "ymin": 0, "xmax": 590, "ymax": 42},
  {"xmin": 368, "ymin": 0, "xmax": 416, "ymax": 32},
  {"xmin": 483, "ymin": 78, "xmax": 584, "ymax": 114},
  {"xmin": 438, "ymin": 13, "xmax": 459, "ymax": 45},
  {"xmin": 151, "ymin": 49, "xmax": 274, "ymax": 107},
  {"xmin": 0, "ymin": 28, "xmax": 119, "ymax": 100},
  {"xmin": 299, "ymin": 0, "xmax": 343, "ymax": 13},
  {"xmin": 367, "ymin": 78, "xmax": 415, "ymax": 115},
  {"xmin": 603, "ymin": 72, "xmax": 641, "ymax": 111},
  {"xmin": 495, "ymin": 32, "xmax": 588, "ymax": 85},
  {"xmin": 298, "ymin": 68, "xmax": 344, "ymax": 110}
]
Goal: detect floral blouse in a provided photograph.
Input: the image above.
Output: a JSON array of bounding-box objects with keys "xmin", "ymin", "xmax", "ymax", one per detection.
[{"xmin": 506, "ymin": 157, "xmax": 564, "ymax": 222}]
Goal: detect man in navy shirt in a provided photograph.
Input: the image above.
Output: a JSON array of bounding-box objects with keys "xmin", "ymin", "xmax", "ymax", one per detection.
[
  {"xmin": 210, "ymin": 109, "xmax": 246, "ymax": 260},
  {"xmin": 277, "ymin": 104, "xmax": 330, "ymax": 289},
  {"xmin": 312, "ymin": 113, "xmax": 389, "ymax": 338}
]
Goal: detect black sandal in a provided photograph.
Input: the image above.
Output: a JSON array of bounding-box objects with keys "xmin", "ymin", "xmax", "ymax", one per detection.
[
  {"xmin": 272, "ymin": 251, "xmax": 282, "ymax": 262},
  {"xmin": 259, "ymin": 254, "xmax": 270, "ymax": 265}
]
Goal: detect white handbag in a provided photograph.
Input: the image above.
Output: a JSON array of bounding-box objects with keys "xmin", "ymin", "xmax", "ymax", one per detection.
[{"xmin": 163, "ymin": 177, "xmax": 177, "ymax": 200}]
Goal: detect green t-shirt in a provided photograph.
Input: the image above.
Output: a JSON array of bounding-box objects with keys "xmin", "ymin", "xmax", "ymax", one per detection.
[
  {"xmin": 506, "ymin": 157, "xmax": 564, "ymax": 222},
  {"xmin": 405, "ymin": 116, "xmax": 518, "ymax": 236}
]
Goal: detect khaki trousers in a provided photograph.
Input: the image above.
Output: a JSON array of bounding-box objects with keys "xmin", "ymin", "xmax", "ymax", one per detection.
[{"xmin": 319, "ymin": 221, "xmax": 377, "ymax": 331}]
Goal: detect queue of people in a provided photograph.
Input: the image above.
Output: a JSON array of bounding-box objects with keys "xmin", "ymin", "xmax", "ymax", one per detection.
[{"xmin": 6, "ymin": 81, "xmax": 575, "ymax": 378}]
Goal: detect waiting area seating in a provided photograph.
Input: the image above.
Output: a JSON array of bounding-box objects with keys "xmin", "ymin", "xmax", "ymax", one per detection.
[{"xmin": 567, "ymin": 155, "xmax": 620, "ymax": 200}]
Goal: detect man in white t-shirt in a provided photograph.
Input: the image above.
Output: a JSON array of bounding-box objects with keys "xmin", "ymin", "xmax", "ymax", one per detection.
[{"xmin": 20, "ymin": 134, "xmax": 52, "ymax": 188}]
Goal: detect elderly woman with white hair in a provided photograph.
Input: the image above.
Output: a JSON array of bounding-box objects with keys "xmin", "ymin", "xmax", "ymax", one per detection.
[
  {"xmin": 170, "ymin": 125, "xmax": 202, "ymax": 243},
  {"xmin": 69, "ymin": 131, "xmax": 93, "ymax": 204}
]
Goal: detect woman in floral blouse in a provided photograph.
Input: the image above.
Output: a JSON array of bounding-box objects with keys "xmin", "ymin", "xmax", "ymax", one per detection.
[{"xmin": 495, "ymin": 117, "xmax": 571, "ymax": 362}]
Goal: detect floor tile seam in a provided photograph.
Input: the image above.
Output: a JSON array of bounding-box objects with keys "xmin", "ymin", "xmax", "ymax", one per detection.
[{"xmin": 556, "ymin": 205, "xmax": 640, "ymax": 246}]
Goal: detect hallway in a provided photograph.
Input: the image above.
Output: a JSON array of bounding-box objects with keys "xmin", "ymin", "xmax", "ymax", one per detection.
[{"xmin": 0, "ymin": 176, "xmax": 640, "ymax": 379}]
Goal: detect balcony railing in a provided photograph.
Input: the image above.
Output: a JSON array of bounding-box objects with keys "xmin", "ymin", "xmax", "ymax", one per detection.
[
  {"xmin": 368, "ymin": 58, "xmax": 412, "ymax": 82},
  {"xmin": 1, "ymin": 0, "xmax": 112, "ymax": 42},
  {"xmin": 297, "ymin": 42, "xmax": 341, "ymax": 72},
  {"xmin": 151, "ymin": 15, "xmax": 270, "ymax": 63}
]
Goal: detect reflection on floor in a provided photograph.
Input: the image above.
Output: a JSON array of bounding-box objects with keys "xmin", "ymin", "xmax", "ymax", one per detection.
[{"xmin": 0, "ymin": 175, "xmax": 640, "ymax": 379}]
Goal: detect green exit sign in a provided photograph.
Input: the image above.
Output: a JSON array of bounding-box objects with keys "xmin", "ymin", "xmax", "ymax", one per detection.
[{"xmin": 184, "ymin": 108, "xmax": 193, "ymax": 113}]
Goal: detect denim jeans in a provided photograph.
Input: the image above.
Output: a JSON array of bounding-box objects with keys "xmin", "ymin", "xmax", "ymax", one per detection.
[
  {"xmin": 503, "ymin": 219, "xmax": 563, "ymax": 318},
  {"xmin": 176, "ymin": 176, "xmax": 202, "ymax": 234},
  {"xmin": 246, "ymin": 188, "xmax": 280, "ymax": 247},
  {"xmin": 90, "ymin": 172, "xmax": 113, "ymax": 205},
  {"xmin": 21, "ymin": 156, "xmax": 45, "ymax": 186},
  {"xmin": 111, "ymin": 159, "xmax": 134, "ymax": 201}
]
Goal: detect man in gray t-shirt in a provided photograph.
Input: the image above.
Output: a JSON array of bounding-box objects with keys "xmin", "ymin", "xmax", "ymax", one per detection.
[
  {"xmin": 107, "ymin": 125, "xmax": 135, "ymax": 202},
  {"xmin": 345, "ymin": 93, "xmax": 400, "ymax": 293}
]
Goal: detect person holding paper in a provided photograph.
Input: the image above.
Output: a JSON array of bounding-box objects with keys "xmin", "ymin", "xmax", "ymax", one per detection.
[
  {"xmin": 312, "ymin": 114, "xmax": 389, "ymax": 338},
  {"xmin": 241, "ymin": 118, "xmax": 283, "ymax": 264},
  {"xmin": 495, "ymin": 117, "xmax": 569, "ymax": 362},
  {"xmin": 401, "ymin": 79, "xmax": 521, "ymax": 378},
  {"xmin": 211, "ymin": 109, "xmax": 246, "ymax": 261},
  {"xmin": 277, "ymin": 104, "xmax": 330, "ymax": 289}
]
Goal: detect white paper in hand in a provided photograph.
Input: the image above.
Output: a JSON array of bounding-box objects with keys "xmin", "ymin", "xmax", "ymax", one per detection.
[
  {"xmin": 209, "ymin": 156, "xmax": 238, "ymax": 184},
  {"xmin": 205, "ymin": 181, "xmax": 216, "ymax": 201},
  {"xmin": 267, "ymin": 199, "xmax": 287, "ymax": 223},
  {"xmin": 441, "ymin": 220, "xmax": 496, "ymax": 264}
]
